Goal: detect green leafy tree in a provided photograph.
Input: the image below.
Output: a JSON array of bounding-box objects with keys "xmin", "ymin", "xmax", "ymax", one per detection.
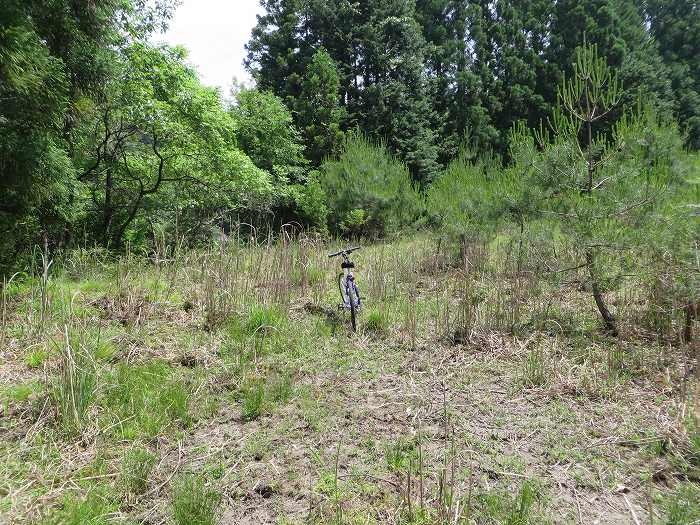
[
  {"xmin": 295, "ymin": 48, "xmax": 347, "ymax": 165},
  {"xmin": 76, "ymin": 44, "xmax": 272, "ymax": 247},
  {"xmin": 230, "ymin": 88, "xmax": 307, "ymax": 181}
]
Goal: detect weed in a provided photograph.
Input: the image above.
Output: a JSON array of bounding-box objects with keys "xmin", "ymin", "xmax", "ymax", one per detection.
[
  {"xmin": 120, "ymin": 446, "xmax": 157, "ymax": 496},
  {"xmin": 474, "ymin": 480, "xmax": 542, "ymax": 525},
  {"xmin": 659, "ymin": 483, "xmax": 700, "ymax": 524},
  {"xmin": 171, "ymin": 473, "xmax": 221, "ymax": 525},
  {"xmin": 41, "ymin": 489, "xmax": 117, "ymax": 525},
  {"xmin": 364, "ymin": 307, "xmax": 388, "ymax": 334},
  {"xmin": 25, "ymin": 347, "xmax": 49, "ymax": 368},
  {"xmin": 521, "ymin": 345, "xmax": 548, "ymax": 388},
  {"xmin": 241, "ymin": 376, "xmax": 265, "ymax": 421},
  {"xmin": 246, "ymin": 304, "xmax": 284, "ymax": 334},
  {"xmin": 385, "ymin": 437, "xmax": 419, "ymax": 473},
  {"xmin": 52, "ymin": 332, "xmax": 96, "ymax": 436},
  {"xmin": 101, "ymin": 361, "xmax": 191, "ymax": 439},
  {"xmin": 268, "ymin": 370, "xmax": 294, "ymax": 403}
]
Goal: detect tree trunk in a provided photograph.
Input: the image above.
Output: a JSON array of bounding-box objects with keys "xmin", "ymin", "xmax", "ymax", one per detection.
[{"xmin": 586, "ymin": 249, "xmax": 618, "ymax": 336}]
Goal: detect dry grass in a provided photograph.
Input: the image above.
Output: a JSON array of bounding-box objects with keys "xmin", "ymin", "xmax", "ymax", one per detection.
[{"xmin": 0, "ymin": 234, "xmax": 698, "ymax": 524}]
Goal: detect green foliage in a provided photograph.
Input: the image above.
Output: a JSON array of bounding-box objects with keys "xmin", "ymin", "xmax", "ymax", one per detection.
[
  {"xmin": 529, "ymin": 44, "xmax": 688, "ymax": 332},
  {"xmin": 232, "ymin": 88, "xmax": 306, "ymax": 178},
  {"xmin": 660, "ymin": 483, "xmax": 700, "ymax": 524},
  {"xmin": 364, "ymin": 307, "xmax": 388, "ymax": 334},
  {"xmin": 474, "ymin": 481, "xmax": 539, "ymax": 524},
  {"xmin": 41, "ymin": 489, "xmax": 117, "ymax": 525},
  {"xmin": 427, "ymin": 154, "xmax": 500, "ymax": 242},
  {"xmin": 241, "ymin": 377, "xmax": 266, "ymax": 422},
  {"xmin": 646, "ymin": 0, "xmax": 700, "ymax": 149},
  {"xmin": 321, "ymin": 134, "xmax": 424, "ymax": 238},
  {"xmin": 245, "ymin": 305, "xmax": 284, "ymax": 334},
  {"xmin": 171, "ymin": 473, "xmax": 221, "ymax": 525}
]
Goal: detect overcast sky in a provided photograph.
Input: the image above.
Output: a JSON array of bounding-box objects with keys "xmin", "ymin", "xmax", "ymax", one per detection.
[{"xmin": 156, "ymin": 0, "xmax": 263, "ymax": 96}]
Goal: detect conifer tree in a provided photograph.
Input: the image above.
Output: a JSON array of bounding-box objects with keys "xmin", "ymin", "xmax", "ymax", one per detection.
[
  {"xmin": 295, "ymin": 48, "xmax": 347, "ymax": 165},
  {"xmin": 645, "ymin": 0, "xmax": 700, "ymax": 149}
]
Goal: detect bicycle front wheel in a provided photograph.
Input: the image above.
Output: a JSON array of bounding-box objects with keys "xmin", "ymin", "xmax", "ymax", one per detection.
[{"xmin": 348, "ymin": 282, "xmax": 357, "ymax": 332}]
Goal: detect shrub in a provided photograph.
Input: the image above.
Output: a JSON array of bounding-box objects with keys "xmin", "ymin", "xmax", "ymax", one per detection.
[
  {"xmin": 321, "ymin": 133, "xmax": 423, "ymax": 238},
  {"xmin": 427, "ymin": 154, "xmax": 501, "ymax": 244}
]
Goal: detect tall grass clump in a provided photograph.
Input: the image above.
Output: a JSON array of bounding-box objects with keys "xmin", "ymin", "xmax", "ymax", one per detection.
[
  {"xmin": 321, "ymin": 132, "xmax": 423, "ymax": 238},
  {"xmin": 42, "ymin": 490, "xmax": 117, "ymax": 525},
  {"xmin": 53, "ymin": 329, "xmax": 96, "ymax": 436},
  {"xmin": 120, "ymin": 446, "xmax": 157, "ymax": 497},
  {"xmin": 171, "ymin": 473, "xmax": 221, "ymax": 525}
]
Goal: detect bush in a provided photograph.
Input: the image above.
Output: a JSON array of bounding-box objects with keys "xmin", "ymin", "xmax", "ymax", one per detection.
[
  {"xmin": 426, "ymin": 154, "xmax": 501, "ymax": 243},
  {"xmin": 321, "ymin": 133, "xmax": 423, "ymax": 238}
]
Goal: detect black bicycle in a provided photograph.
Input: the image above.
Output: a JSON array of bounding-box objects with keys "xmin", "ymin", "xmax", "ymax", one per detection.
[{"xmin": 329, "ymin": 246, "xmax": 362, "ymax": 331}]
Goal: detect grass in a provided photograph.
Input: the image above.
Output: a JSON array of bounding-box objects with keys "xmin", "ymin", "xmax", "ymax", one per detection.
[
  {"xmin": 100, "ymin": 361, "xmax": 191, "ymax": 439},
  {"xmin": 52, "ymin": 338, "xmax": 96, "ymax": 436},
  {"xmin": 240, "ymin": 376, "xmax": 266, "ymax": 421},
  {"xmin": 120, "ymin": 446, "xmax": 157, "ymax": 496},
  {"xmin": 171, "ymin": 473, "xmax": 221, "ymax": 525},
  {"xmin": 41, "ymin": 489, "xmax": 117, "ymax": 525},
  {"xmin": 0, "ymin": 234, "xmax": 698, "ymax": 523}
]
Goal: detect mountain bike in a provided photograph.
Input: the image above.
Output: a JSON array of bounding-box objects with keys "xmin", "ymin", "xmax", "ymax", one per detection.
[{"xmin": 328, "ymin": 246, "xmax": 362, "ymax": 331}]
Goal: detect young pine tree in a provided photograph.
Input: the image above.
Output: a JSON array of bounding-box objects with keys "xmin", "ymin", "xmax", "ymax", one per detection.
[{"xmin": 536, "ymin": 44, "xmax": 684, "ymax": 335}]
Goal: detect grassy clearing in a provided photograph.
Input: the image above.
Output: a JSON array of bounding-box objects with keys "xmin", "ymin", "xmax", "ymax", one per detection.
[{"xmin": 0, "ymin": 235, "xmax": 697, "ymax": 524}]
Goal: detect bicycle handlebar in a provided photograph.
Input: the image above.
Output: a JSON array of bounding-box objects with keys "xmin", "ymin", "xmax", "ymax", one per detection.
[{"xmin": 328, "ymin": 246, "xmax": 361, "ymax": 258}]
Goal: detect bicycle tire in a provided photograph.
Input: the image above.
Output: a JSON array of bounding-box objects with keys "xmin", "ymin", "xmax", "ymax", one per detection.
[
  {"xmin": 338, "ymin": 273, "xmax": 349, "ymax": 304},
  {"xmin": 348, "ymin": 282, "xmax": 357, "ymax": 332}
]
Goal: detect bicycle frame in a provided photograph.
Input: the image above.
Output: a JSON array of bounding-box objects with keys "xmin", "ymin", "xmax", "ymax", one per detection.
[{"xmin": 340, "ymin": 252, "xmax": 361, "ymax": 309}]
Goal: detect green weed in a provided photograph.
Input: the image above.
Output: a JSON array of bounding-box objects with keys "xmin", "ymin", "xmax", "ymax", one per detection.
[
  {"xmin": 101, "ymin": 361, "xmax": 191, "ymax": 439},
  {"xmin": 660, "ymin": 483, "xmax": 700, "ymax": 524},
  {"xmin": 120, "ymin": 446, "xmax": 157, "ymax": 496},
  {"xmin": 385, "ymin": 437, "xmax": 419, "ymax": 473},
  {"xmin": 521, "ymin": 345, "xmax": 548, "ymax": 388},
  {"xmin": 364, "ymin": 307, "xmax": 388, "ymax": 334},
  {"xmin": 171, "ymin": 473, "xmax": 221, "ymax": 525},
  {"xmin": 246, "ymin": 304, "xmax": 284, "ymax": 334},
  {"xmin": 25, "ymin": 347, "xmax": 49, "ymax": 368},
  {"xmin": 53, "ymin": 341, "xmax": 96, "ymax": 436},
  {"xmin": 241, "ymin": 376, "xmax": 265, "ymax": 421},
  {"xmin": 41, "ymin": 489, "xmax": 117, "ymax": 525},
  {"xmin": 474, "ymin": 480, "xmax": 542, "ymax": 525}
]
